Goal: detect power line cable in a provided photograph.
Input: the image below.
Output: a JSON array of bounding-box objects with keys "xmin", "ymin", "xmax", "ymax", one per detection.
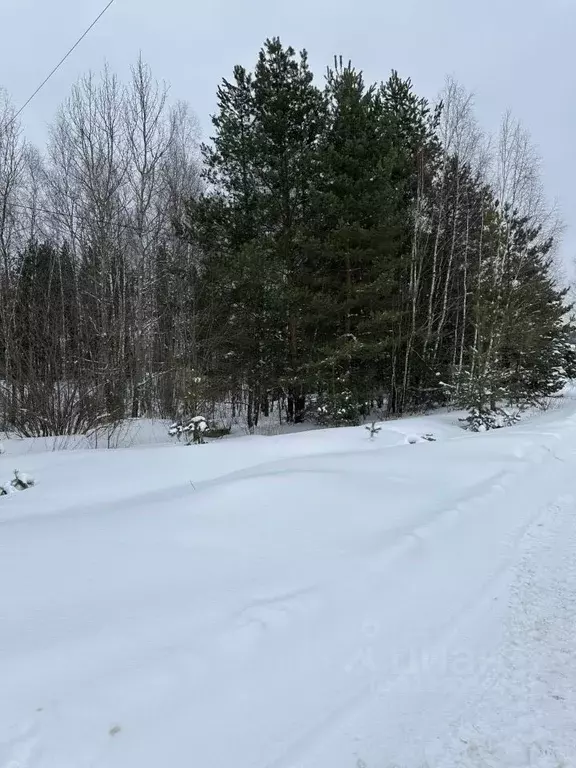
[{"xmin": 9, "ymin": 0, "xmax": 116, "ymax": 128}]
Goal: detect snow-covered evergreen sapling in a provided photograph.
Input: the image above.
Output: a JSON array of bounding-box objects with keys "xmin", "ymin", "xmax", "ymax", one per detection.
[
  {"xmin": 2, "ymin": 470, "xmax": 35, "ymax": 495},
  {"xmin": 461, "ymin": 407, "xmax": 521, "ymax": 433},
  {"xmin": 168, "ymin": 421, "xmax": 183, "ymax": 441},
  {"xmin": 189, "ymin": 416, "xmax": 208, "ymax": 444},
  {"xmin": 168, "ymin": 416, "xmax": 208, "ymax": 445},
  {"xmin": 365, "ymin": 422, "xmax": 381, "ymax": 439},
  {"xmin": 12, "ymin": 470, "xmax": 35, "ymax": 490}
]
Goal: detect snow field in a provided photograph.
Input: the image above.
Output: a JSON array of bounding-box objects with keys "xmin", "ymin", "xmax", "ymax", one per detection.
[{"xmin": 1, "ymin": 405, "xmax": 576, "ymax": 767}]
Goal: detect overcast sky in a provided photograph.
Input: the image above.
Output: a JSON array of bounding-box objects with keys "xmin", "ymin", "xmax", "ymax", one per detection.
[{"xmin": 2, "ymin": 0, "xmax": 575, "ymax": 265}]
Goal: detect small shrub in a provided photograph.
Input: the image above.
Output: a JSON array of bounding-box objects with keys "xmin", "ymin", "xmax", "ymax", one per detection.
[
  {"xmin": 461, "ymin": 407, "xmax": 521, "ymax": 432},
  {"xmin": 168, "ymin": 416, "xmax": 209, "ymax": 445},
  {"xmin": 315, "ymin": 389, "xmax": 364, "ymax": 427},
  {"xmin": 365, "ymin": 421, "xmax": 382, "ymax": 439},
  {"xmin": 0, "ymin": 469, "xmax": 35, "ymax": 496},
  {"xmin": 204, "ymin": 426, "xmax": 231, "ymax": 439}
]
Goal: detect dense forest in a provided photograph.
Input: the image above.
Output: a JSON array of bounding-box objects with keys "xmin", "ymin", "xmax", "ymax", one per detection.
[{"xmin": 0, "ymin": 40, "xmax": 574, "ymax": 437}]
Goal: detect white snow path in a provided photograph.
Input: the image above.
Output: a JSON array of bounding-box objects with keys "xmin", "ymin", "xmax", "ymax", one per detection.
[
  {"xmin": 434, "ymin": 493, "xmax": 576, "ymax": 768},
  {"xmin": 1, "ymin": 408, "xmax": 576, "ymax": 767}
]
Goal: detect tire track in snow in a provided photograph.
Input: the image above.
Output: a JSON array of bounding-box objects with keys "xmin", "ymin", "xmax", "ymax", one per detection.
[
  {"xmin": 262, "ymin": 504, "xmax": 564, "ymax": 768},
  {"xmin": 208, "ymin": 433, "xmax": 567, "ymax": 671},
  {"xmin": 211, "ymin": 466, "xmax": 518, "ymax": 660},
  {"xmin": 261, "ymin": 560, "xmax": 515, "ymax": 768},
  {"xmin": 433, "ymin": 492, "xmax": 576, "ymax": 768},
  {"xmin": 259, "ymin": 447, "xmax": 576, "ymax": 768}
]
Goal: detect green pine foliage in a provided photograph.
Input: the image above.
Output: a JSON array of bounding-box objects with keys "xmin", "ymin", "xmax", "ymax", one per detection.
[
  {"xmin": 177, "ymin": 40, "xmax": 575, "ymax": 430},
  {"xmin": 2, "ymin": 46, "xmax": 571, "ymax": 435}
]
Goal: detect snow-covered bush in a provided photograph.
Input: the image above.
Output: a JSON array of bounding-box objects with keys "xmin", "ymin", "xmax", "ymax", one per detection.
[
  {"xmin": 0, "ymin": 469, "xmax": 36, "ymax": 496},
  {"xmin": 12, "ymin": 470, "xmax": 35, "ymax": 490},
  {"xmin": 440, "ymin": 366, "xmax": 526, "ymax": 432},
  {"xmin": 315, "ymin": 389, "xmax": 364, "ymax": 427},
  {"xmin": 169, "ymin": 416, "xmax": 208, "ymax": 445},
  {"xmin": 461, "ymin": 407, "xmax": 521, "ymax": 433},
  {"xmin": 439, "ymin": 320, "xmax": 576, "ymax": 433}
]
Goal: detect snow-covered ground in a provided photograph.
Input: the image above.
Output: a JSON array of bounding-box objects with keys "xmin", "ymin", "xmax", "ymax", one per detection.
[{"xmin": 1, "ymin": 402, "xmax": 576, "ymax": 767}]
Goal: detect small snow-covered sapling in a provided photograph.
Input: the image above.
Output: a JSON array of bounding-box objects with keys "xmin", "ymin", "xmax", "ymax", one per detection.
[
  {"xmin": 168, "ymin": 416, "xmax": 208, "ymax": 445},
  {"xmin": 12, "ymin": 469, "xmax": 35, "ymax": 490},
  {"xmin": 1, "ymin": 468, "xmax": 35, "ymax": 497},
  {"xmin": 189, "ymin": 416, "xmax": 208, "ymax": 445},
  {"xmin": 168, "ymin": 422, "xmax": 183, "ymax": 441},
  {"xmin": 365, "ymin": 421, "xmax": 382, "ymax": 440}
]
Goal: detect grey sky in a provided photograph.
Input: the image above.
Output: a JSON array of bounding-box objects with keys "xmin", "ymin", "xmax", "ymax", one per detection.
[{"xmin": 2, "ymin": 0, "xmax": 575, "ymax": 264}]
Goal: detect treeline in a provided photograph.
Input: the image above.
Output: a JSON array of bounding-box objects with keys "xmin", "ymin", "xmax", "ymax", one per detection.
[
  {"xmin": 179, "ymin": 40, "xmax": 575, "ymax": 428},
  {"xmin": 0, "ymin": 59, "xmax": 200, "ymax": 435},
  {"xmin": 0, "ymin": 40, "xmax": 574, "ymax": 436}
]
